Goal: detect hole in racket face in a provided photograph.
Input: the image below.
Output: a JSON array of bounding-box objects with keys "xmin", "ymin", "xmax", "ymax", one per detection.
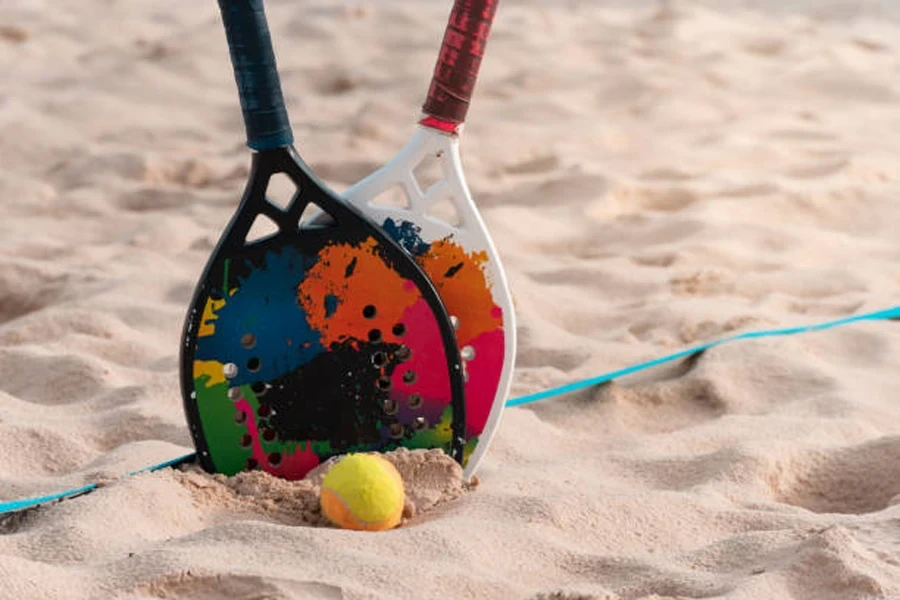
[
  {"xmin": 266, "ymin": 172, "xmax": 298, "ymax": 211},
  {"xmin": 408, "ymin": 393, "xmax": 423, "ymax": 409},
  {"xmin": 371, "ymin": 351, "xmax": 387, "ymax": 368},
  {"xmin": 246, "ymin": 214, "xmax": 279, "ymax": 244},
  {"xmin": 395, "ymin": 345, "xmax": 412, "ymax": 362},
  {"xmin": 298, "ymin": 201, "xmax": 337, "ymax": 230},
  {"xmin": 413, "ymin": 152, "xmax": 443, "ymax": 193},
  {"xmin": 368, "ymin": 184, "xmax": 410, "ymax": 210}
]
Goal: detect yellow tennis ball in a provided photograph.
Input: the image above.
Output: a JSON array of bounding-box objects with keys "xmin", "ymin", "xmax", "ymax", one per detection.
[{"xmin": 320, "ymin": 453, "xmax": 405, "ymax": 531}]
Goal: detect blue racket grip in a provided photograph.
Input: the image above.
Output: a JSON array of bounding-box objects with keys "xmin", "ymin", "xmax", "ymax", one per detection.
[{"xmin": 217, "ymin": 0, "xmax": 293, "ymax": 151}]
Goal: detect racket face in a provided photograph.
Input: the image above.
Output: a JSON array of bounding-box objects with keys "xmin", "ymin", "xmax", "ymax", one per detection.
[
  {"xmin": 340, "ymin": 126, "xmax": 516, "ymax": 477},
  {"xmin": 180, "ymin": 148, "xmax": 465, "ymax": 480}
]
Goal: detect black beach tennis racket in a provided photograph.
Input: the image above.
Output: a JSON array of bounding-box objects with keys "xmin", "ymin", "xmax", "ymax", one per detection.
[{"xmin": 179, "ymin": 0, "xmax": 465, "ymax": 480}]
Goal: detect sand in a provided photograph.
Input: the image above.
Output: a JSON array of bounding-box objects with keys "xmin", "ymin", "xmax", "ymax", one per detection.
[{"xmin": 2, "ymin": 0, "xmax": 900, "ymax": 598}]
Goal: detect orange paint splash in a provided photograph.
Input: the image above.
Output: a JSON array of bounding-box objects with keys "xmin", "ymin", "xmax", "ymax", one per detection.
[
  {"xmin": 418, "ymin": 238, "xmax": 501, "ymax": 346},
  {"xmin": 297, "ymin": 237, "xmax": 422, "ymax": 347}
]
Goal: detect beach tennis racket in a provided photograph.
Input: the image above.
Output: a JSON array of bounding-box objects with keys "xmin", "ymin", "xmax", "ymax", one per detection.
[
  {"xmin": 313, "ymin": 0, "xmax": 515, "ymax": 477},
  {"xmin": 179, "ymin": 0, "xmax": 466, "ymax": 480}
]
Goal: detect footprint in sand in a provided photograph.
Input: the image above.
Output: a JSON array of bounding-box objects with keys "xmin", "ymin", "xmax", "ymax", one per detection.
[
  {"xmin": 135, "ymin": 574, "xmax": 343, "ymax": 600},
  {"xmin": 773, "ymin": 436, "xmax": 900, "ymax": 514},
  {"xmin": 637, "ymin": 167, "xmax": 700, "ymax": 182},
  {"xmin": 630, "ymin": 251, "xmax": 678, "ymax": 268},
  {"xmin": 480, "ymin": 174, "xmax": 609, "ymax": 208},
  {"xmin": 595, "ymin": 376, "xmax": 727, "ymax": 435},
  {"xmin": 529, "ymin": 367, "xmax": 725, "ymax": 438},
  {"xmin": 530, "ymin": 592, "xmax": 606, "ymax": 600},
  {"xmin": 48, "ymin": 152, "xmax": 217, "ymax": 192},
  {"xmin": 119, "ymin": 188, "xmax": 194, "ymax": 213},
  {"xmin": 0, "ymin": 347, "xmax": 117, "ymax": 406},
  {"xmin": 0, "ymin": 259, "xmax": 68, "ymax": 325},
  {"xmin": 558, "ymin": 552, "xmax": 729, "ymax": 599},
  {"xmin": 0, "ymin": 506, "xmax": 43, "ymax": 536},
  {"xmin": 780, "ymin": 525, "xmax": 891, "ymax": 600},
  {"xmin": 669, "ymin": 268, "xmax": 736, "ymax": 297},
  {"xmin": 609, "ymin": 184, "xmax": 699, "ymax": 213},
  {"xmin": 492, "ymin": 153, "xmax": 561, "ymax": 177},
  {"xmin": 767, "ymin": 128, "xmax": 839, "ymax": 143}
]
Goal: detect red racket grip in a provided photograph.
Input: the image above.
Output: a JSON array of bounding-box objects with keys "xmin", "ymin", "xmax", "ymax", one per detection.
[{"xmin": 420, "ymin": 0, "xmax": 499, "ymax": 132}]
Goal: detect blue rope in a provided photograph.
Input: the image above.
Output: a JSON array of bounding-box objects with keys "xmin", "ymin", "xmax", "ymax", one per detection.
[
  {"xmin": 0, "ymin": 453, "xmax": 194, "ymax": 515},
  {"xmin": 2, "ymin": 305, "xmax": 897, "ymax": 516},
  {"xmin": 507, "ymin": 306, "xmax": 900, "ymax": 407}
]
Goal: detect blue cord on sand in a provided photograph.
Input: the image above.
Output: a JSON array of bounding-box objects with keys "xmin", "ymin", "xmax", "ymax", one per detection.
[
  {"xmin": 1, "ymin": 305, "xmax": 897, "ymax": 516},
  {"xmin": 0, "ymin": 454, "xmax": 194, "ymax": 515},
  {"xmin": 507, "ymin": 305, "xmax": 900, "ymax": 408}
]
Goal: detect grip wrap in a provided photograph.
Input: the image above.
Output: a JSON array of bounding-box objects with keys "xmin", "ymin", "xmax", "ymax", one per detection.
[
  {"xmin": 218, "ymin": 0, "xmax": 293, "ymax": 151},
  {"xmin": 421, "ymin": 0, "xmax": 499, "ymax": 126}
]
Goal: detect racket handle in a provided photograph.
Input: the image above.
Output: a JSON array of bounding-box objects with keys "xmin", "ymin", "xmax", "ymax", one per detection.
[
  {"xmin": 421, "ymin": 0, "xmax": 499, "ymax": 131},
  {"xmin": 218, "ymin": 0, "xmax": 293, "ymax": 151}
]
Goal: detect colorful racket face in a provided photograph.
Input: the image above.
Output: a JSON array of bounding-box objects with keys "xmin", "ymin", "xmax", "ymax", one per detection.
[
  {"xmin": 179, "ymin": 0, "xmax": 465, "ymax": 480},
  {"xmin": 315, "ymin": 0, "xmax": 515, "ymax": 477}
]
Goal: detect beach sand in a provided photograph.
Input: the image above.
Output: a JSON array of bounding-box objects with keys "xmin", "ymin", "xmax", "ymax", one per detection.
[{"xmin": 2, "ymin": 0, "xmax": 900, "ymax": 598}]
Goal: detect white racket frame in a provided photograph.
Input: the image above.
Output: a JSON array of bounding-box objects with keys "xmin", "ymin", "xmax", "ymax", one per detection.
[{"xmin": 333, "ymin": 123, "xmax": 516, "ymax": 478}]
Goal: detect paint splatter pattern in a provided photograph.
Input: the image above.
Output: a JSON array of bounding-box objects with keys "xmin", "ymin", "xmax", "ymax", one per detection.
[
  {"xmin": 382, "ymin": 218, "xmax": 505, "ymax": 466},
  {"xmin": 190, "ymin": 235, "xmax": 457, "ymax": 480}
]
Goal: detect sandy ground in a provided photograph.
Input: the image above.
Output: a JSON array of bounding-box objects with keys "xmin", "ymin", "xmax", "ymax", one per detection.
[{"xmin": 2, "ymin": 0, "xmax": 900, "ymax": 598}]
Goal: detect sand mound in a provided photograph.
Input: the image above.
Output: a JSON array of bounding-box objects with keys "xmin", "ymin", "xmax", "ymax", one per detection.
[{"xmin": 172, "ymin": 448, "xmax": 471, "ymax": 528}]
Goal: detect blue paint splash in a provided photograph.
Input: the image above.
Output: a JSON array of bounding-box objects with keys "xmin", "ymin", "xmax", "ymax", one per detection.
[
  {"xmin": 382, "ymin": 218, "xmax": 431, "ymax": 257},
  {"xmin": 324, "ymin": 294, "xmax": 339, "ymax": 318},
  {"xmin": 196, "ymin": 246, "xmax": 327, "ymax": 385}
]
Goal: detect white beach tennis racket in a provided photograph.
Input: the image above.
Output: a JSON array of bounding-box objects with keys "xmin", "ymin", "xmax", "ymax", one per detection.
[{"xmin": 314, "ymin": 0, "xmax": 514, "ymax": 477}]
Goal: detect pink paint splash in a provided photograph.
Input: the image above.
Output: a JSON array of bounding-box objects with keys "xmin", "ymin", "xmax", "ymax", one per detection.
[
  {"xmin": 389, "ymin": 298, "xmax": 452, "ymax": 417},
  {"xmin": 461, "ymin": 327, "xmax": 505, "ymax": 437},
  {"xmin": 386, "ymin": 297, "xmax": 506, "ymax": 438}
]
